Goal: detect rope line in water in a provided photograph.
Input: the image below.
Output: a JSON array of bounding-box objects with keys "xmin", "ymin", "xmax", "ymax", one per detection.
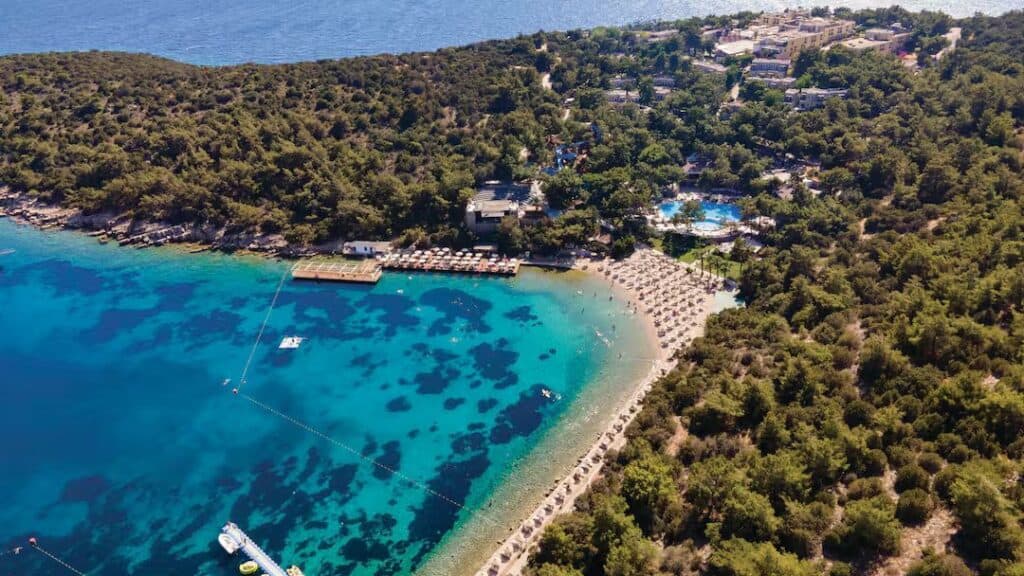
[
  {"xmin": 239, "ymin": 392, "xmax": 501, "ymax": 528},
  {"xmin": 236, "ymin": 268, "xmax": 290, "ymax": 393},
  {"xmin": 32, "ymin": 544, "xmax": 87, "ymax": 576}
]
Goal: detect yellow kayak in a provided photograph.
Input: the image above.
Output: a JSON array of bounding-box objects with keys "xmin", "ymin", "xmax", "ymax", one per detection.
[{"xmin": 239, "ymin": 561, "xmax": 259, "ymax": 575}]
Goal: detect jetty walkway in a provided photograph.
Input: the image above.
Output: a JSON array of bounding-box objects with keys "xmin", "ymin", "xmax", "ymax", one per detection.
[
  {"xmin": 290, "ymin": 247, "xmax": 520, "ymax": 284},
  {"xmin": 219, "ymin": 522, "xmax": 292, "ymax": 576}
]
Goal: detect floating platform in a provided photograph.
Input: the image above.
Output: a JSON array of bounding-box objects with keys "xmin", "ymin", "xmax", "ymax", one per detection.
[
  {"xmin": 291, "ymin": 259, "xmax": 382, "ymax": 283},
  {"xmin": 219, "ymin": 522, "xmax": 303, "ymax": 576},
  {"xmin": 279, "ymin": 336, "xmax": 304, "ymax": 349}
]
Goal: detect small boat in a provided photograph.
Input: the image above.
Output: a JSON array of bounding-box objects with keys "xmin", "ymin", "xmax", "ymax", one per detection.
[
  {"xmin": 0, "ymin": 249, "xmax": 14, "ymax": 256},
  {"xmin": 222, "ymin": 378, "xmax": 231, "ymax": 387},
  {"xmin": 218, "ymin": 533, "xmax": 240, "ymax": 554},
  {"xmin": 541, "ymin": 388, "xmax": 552, "ymax": 399},
  {"xmin": 279, "ymin": 336, "xmax": 304, "ymax": 349},
  {"xmin": 239, "ymin": 560, "xmax": 259, "ymax": 575},
  {"xmin": 286, "ymin": 566, "xmax": 306, "ymax": 576}
]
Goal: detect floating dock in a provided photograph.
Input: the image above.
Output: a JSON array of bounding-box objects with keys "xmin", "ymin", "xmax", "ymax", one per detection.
[
  {"xmin": 219, "ymin": 522, "xmax": 296, "ymax": 576},
  {"xmin": 291, "ymin": 259, "xmax": 382, "ymax": 283}
]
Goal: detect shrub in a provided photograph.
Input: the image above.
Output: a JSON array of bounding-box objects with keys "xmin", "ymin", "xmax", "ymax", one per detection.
[
  {"xmin": 844, "ymin": 399, "xmax": 875, "ymax": 427},
  {"xmin": 721, "ymin": 487, "xmax": 780, "ymax": 542},
  {"xmin": 948, "ymin": 473, "xmax": 1024, "ymax": 562},
  {"xmin": 707, "ymin": 539, "xmax": 818, "ymax": 576},
  {"xmin": 918, "ymin": 452, "xmax": 945, "ymax": 474},
  {"xmin": 895, "ymin": 464, "xmax": 931, "ymax": 493},
  {"xmin": 862, "ymin": 449, "xmax": 888, "ymax": 476},
  {"xmin": 897, "ymin": 488, "xmax": 934, "ymax": 525},
  {"xmin": 824, "ymin": 496, "xmax": 901, "ymax": 558},
  {"xmin": 847, "ymin": 477, "xmax": 885, "ymax": 500},
  {"xmin": 906, "ymin": 552, "xmax": 972, "ymax": 576}
]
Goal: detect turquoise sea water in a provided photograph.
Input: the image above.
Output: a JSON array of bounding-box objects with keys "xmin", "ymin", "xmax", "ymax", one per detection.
[
  {"xmin": 0, "ymin": 0, "xmax": 1016, "ymax": 65},
  {"xmin": 659, "ymin": 200, "xmax": 741, "ymax": 231},
  {"xmin": 0, "ymin": 219, "xmax": 651, "ymax": 575}
]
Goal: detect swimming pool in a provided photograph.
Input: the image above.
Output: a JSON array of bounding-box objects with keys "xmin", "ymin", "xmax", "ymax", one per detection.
[{"xmin": 658, "ymin": 200, "xmax": 741, "ymax": 231}]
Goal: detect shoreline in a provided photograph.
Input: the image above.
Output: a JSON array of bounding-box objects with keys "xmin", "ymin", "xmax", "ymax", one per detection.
[
  {"xmin": 0, "ymin": 189, "xmax": 326, "ymax": 257},
  {"xmin": 1, "ymin": 193, "xmax": 724, "ymax": 576},
  {"xmin": 472, "ymin": 249, "xmax": 722, "ymax": 576}
]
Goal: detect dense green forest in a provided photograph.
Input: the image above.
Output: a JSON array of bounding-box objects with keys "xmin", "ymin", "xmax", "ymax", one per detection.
[
  {"xmin": 2, "ymin": 7, "xmax": 1024, "ymax": 575},
  {"xmin": 525, "ymin": 10, "xmax": 1024, "ymax": 576}
]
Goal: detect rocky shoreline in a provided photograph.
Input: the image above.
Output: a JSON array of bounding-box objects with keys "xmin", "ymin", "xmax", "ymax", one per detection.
[{"xmin": 0, "ymin": 188, "xmax": 328, "ymax": 257}]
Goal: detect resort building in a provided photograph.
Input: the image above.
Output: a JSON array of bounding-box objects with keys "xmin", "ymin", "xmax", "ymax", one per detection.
[
  {"xmin": 714, "ymin": 12, "xmax": 855, "ymax": 60},
  {"xmin": 691, "ymin": 59, "xmax": 728, "ymax": 75},
  {"xmin": 837, "ymin": 27, "xmax": 911, "ymax": 54},
  {"xmin": 715, "ymin": 40, "xmax": 755, "ymax": 61},
  {"xmin": 755, "ymin": 20, "xmax": 855, "ymax": 58},
  {"xmin": 605, "ymin": 86, "xmax": 671, "ymax": 105},
  {"xmin": 682, "ymin": 153, "xmax": 713, "ymax": 183},
  {"xmin": 838, "ymin": 37, "xmax": 894, "ymax": 52},
  {"xmin": 757, "ymin": 76, "xmax": 797, "ymax": 89},
  {"xmin": 605, "ymin": 89, "xmax": 640, "ymax": 104},
  {"xmin": 642, "ymin": 29, "xmax": 679, "ymax": 43},
  {"xmin": 653, "ymin": 86, "xmax": 673, "ymax": 100},
  {"xmin": 784, "ymin": 87, "xmax": 848, "ymax": 110},
  {"xmin": 652, "ymin": 75, "xmax": 677, "ymax": 88},
  {"xmin": 688, "ymin": 58, "xmax": 729, "ymax": 73},
  {"xmin": 342, "ymin": 241, "xmax": 393, "ymax": 257},
  {"xmin": 608, "ymin": 75, "xmax": 635, "ymax": 89},
  {"xmin": 756, "ymin": 9, "xmax": 807, "ymax": 26},
  {"xmin": 465, "ymin": 182, "xmax": 545, "ymax": 234},
  {"xmin": 749, "ymin": 58, "xmax": 790, "ymax": 76}
]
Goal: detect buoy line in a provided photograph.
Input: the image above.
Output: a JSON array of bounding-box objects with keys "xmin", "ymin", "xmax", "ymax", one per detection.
[
  {"xmin": 30, "ymin": 541, "xmax": 88, "ymax": 576},
  {"xmin": 235, "ymin": 268, "xmax": 289, "ymax": 394}
]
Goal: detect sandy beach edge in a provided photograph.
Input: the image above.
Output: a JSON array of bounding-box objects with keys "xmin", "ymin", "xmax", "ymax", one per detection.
[
  {"xmin": 1, "ymin": 202, "xmax": 721, "ymax": 576},
  {"xmin": 469, "ymin": 251, "xmax": 720, "ymax": 576}
]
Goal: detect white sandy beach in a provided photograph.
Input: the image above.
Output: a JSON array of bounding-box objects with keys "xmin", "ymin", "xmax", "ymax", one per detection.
[{"xmin": 475, "ymin": 248, "xmax": 724, "ymax": 576}]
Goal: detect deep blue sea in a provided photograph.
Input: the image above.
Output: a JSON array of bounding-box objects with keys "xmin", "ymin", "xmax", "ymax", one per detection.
[
  {"xmin": 0, "ymin": 219, "xmax": 653, "ymax": 575},
  {"xmin": 0, "ymin": 0, "xmax": 1017, "ymax": 65}
]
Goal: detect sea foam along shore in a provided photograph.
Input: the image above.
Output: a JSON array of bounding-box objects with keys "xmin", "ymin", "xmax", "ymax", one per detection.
[{"xmin": 475, "ymin": 248, "xmax": 723, "ymax": 576}]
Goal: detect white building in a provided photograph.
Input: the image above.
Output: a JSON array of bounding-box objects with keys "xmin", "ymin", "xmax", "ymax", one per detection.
[
  {"xmin": 465, "ymin": 182, "xmax": 544, "ymax": 234},
  {"xmin": 784, "ymin": 87, "xmax": 848, "ymax": 109},
  {"xmin": 692, "ymin": 59, "xmax": 728, "ymax": 74},
  {"xmin": 750, "ymin": 58, "xmax": 790, "ymax": 77},
  {"xmin": 343, "ymin": 241, "xmax": 393, "ymax": 257}
]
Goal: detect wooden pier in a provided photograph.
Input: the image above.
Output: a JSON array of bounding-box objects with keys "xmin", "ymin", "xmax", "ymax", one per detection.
[
  {"xmin": 289, "ymin": 248, "xmax": 520, "ymax": 284},
  {"xmin": 291, "ymin": 259, "xmax": 382, "ymax": 283}
]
